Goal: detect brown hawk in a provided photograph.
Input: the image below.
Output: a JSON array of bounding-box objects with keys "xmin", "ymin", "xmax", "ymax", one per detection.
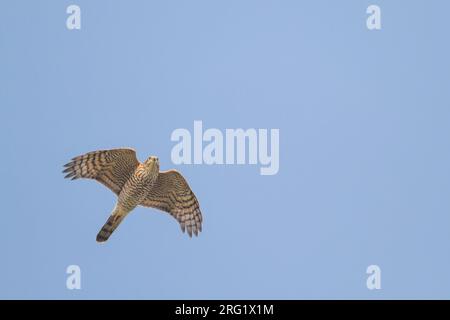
[{"xmin": 63, "ymin": 148, "xmax": 202, "ymax": 242}]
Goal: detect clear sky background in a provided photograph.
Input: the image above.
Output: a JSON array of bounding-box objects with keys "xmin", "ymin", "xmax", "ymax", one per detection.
[{"xmin": 1, "ymin": 1, "xmax": 450, "ymax": 299}]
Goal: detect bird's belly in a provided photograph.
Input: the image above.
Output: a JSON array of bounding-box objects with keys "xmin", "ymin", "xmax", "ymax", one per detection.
[{"xmin": 118, "ymin": 177, "xmax": 155, "ymax": 211}]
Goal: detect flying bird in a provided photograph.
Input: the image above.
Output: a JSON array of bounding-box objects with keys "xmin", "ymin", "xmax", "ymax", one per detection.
[{"xmin": 63, "ymin": 148, "xmax": 202, "ymax": 242}]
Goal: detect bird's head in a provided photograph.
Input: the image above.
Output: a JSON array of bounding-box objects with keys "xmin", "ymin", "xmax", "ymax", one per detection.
[{"xmin": 143, "ymin": 156, "xmax": 159, "ymax": 173}]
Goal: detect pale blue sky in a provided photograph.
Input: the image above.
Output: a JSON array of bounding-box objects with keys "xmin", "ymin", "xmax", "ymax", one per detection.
[{"xmin": 1, "ymin": 1, "xmax": 450, "ymax": 299}]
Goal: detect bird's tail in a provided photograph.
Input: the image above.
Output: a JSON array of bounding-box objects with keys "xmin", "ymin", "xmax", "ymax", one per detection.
[{"xmin": 96, "ymin": 206, "xmax": 127, "ymax": 243}]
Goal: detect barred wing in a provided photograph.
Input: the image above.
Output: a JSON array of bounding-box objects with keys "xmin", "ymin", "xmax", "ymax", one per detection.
[
  {"xmin": 141, "ymin": 170, "xmax": 203, "ymax": 237},
  {"xmin": 63, "ymin": 148, "xmax": 139, "ymax": 195}
]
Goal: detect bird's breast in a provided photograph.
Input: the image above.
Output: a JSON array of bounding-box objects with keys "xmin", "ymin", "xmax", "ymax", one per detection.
[{"xmin": 118, "ymin": 171, "xmax": 157, "ymax": 210}]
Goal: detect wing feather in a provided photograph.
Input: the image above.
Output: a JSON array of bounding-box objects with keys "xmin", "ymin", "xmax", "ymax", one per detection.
[
  {"xmin": 141, "ymin": 170, "xmax": 203, "ymax": 237},
  {"xmin": 63, "ymin": 148, "xmax": 139, "ymax": 195}
]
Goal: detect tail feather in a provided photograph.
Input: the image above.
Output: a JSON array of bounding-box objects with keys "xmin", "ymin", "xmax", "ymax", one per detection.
[{"xmin": 96, "ymin": 213, "xmax": 126, "ymax": 243}]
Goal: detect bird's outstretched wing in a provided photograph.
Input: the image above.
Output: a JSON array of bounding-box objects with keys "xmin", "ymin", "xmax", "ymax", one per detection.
[
  {"xmin": 141, "ymin": 170, "xmax": 203, "ymax": 237},
  {"xmin": 63, "ymin": 148, "xmax": 139, "ymax": 195}
]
